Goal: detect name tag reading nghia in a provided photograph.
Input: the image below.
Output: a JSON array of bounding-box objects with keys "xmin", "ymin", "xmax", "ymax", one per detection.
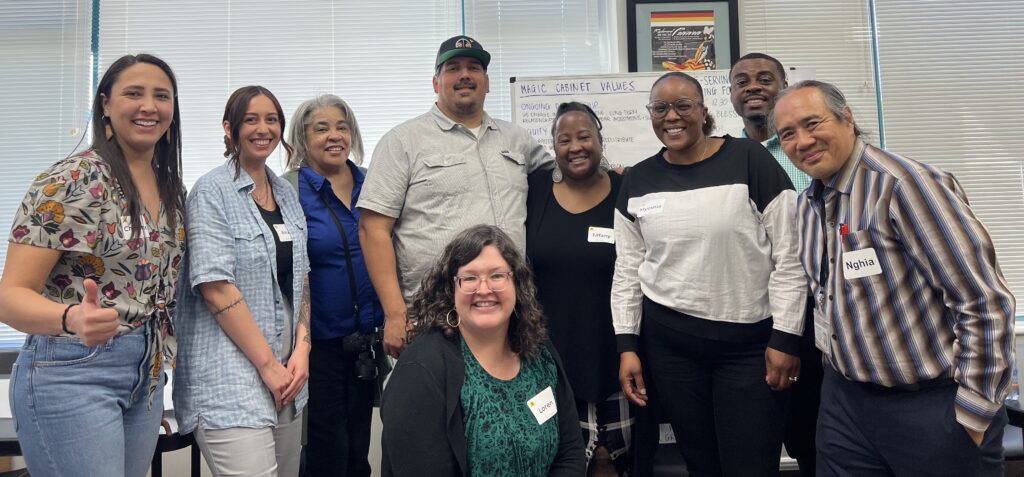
[
  {"xmin": 843, "ymin": 247, "xmax": 882, "ymax": 279},
  {"xmin": 527, "ymin": 386, "xmax": 557, "ymax": 425}
]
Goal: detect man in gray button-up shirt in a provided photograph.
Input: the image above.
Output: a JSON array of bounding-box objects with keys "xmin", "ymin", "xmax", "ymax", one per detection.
[{"xmin": 358, "ymin": 35, "xmax": 552, "ymax": 358}]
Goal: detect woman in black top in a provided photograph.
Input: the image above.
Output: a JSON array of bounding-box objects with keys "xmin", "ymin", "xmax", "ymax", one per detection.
[{"xmin": 527, "ymin": 102, "xmax": 628, "ymax": 476}]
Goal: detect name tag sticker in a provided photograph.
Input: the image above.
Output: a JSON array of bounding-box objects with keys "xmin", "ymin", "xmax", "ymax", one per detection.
[
  {"xmin": 119, "ymin": 215, "xmax": 149, "ymax": 235},
  {"xmin": 636, "ymin": 199, "xmax": 665, "ymax": 218},
  {"xmin": 527, "ymin": 386, "xmax": 557, "ymax": 425},
  {"xmin": 843, "ymin": 248, "xmax": 882, "ymax": 279},
  {"xmin": 273, "ymin": 224, "xmax": 293, "ymax": 242},
  {"xmin": 813, "ymin": 308, "xmax": 831, "ymax": 352},
  {"xmin": 588, "ymin": 226, "xmax": 614, "ymax": 244}
]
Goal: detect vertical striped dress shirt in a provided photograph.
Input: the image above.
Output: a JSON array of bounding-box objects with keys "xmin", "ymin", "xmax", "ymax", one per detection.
[{"xmin": 797, "ymin": 139, "xmax": 1015, "ymax": 432}]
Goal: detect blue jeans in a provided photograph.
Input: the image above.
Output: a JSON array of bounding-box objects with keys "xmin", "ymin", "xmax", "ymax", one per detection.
[{"xmin": 10, "ymin": 330, "xmax": 164, "ymax": 477}]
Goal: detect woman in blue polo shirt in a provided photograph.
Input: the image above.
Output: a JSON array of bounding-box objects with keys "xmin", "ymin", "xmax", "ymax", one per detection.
[{"xmin": 284, "ymin": 94, "xmax": 384, "ymax": 477}]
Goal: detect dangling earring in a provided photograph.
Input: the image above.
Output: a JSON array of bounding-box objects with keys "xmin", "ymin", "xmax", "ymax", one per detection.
[
  {"xmin": 103, "ymin": 116, "xmax": 113, "ymax": 141},
  {"xmin": 165, "ymin": 123, "xmax": 172, "ymax": 144},
  {"xmin": 551, "ymin": 166, "xmax": 563, "ymax": 183},
  {"xmin": 445, "ymin": 309, "xmax": 460, "ymax": 328},
  {"xmin": 599, "ymin": 156, "xmax": 611, "ymax": 172}
]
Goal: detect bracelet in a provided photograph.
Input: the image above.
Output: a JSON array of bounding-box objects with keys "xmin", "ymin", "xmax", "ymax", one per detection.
[{"xmin": 61, "ymin": 304, "xmax": 76, "ymax": 335}]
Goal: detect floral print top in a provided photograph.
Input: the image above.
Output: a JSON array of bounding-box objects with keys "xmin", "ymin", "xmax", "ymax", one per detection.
[{"xmin": 9, "ymin": 149, "xmax": 186, "ymax": 405}]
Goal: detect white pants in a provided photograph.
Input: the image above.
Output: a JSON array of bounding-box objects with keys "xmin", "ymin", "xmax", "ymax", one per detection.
[{"xmin": 195, "ymin": 406, "xmax": 303, "ymax": 477}]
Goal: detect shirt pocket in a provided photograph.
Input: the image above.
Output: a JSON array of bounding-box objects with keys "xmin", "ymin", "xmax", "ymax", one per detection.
[
  {"xmin": 839, "ymin": 228, "xmax": 892, "ymax": 297},
  {"xmin": 499, "ymin": 151, "xmax": 527, "ymax": 194},
  {"xmin": 421, "ymin": 154, "xmax": 470, "ymax": 197},
  {"xmin": 232, "ymin": 222, "xmax": 270, "ymax": 274}
]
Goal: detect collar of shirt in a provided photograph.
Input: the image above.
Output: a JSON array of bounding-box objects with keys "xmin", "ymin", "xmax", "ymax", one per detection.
[
  {"xmin": 806, "ymin": 138, "xmax": 868, "ymax": 200},
  {"xmin": 298, "ymin": 160, "xmax": 365, "ymax": 197},
  {"xmin": 429, "ymin": 103, "xmax": 497, "ymax": 133}
]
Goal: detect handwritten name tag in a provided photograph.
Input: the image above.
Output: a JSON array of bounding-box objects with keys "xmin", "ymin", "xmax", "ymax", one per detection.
[
  {"xmin": 527, "ymin": 386, "xmax": 557, "ymax": 425},
  {"xmin": 273, "ymin": 224, "xmax": 293, "ymax": 242},
  {"xmin": 588, "ymin": 226, "xmax": 614, "ymax": 244},
  {"xmin": 636, "ymin": 199, "xmax": 665, "ymax": 218}
]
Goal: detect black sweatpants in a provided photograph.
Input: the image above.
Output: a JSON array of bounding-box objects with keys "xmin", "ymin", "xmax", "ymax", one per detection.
[
  {"xmin": 303, "ymin": 336, "xmax": 376, "ymax": 477},
  {"xmin": 642, "ymin": 317, "xmax": 787, "ymax": 477}
]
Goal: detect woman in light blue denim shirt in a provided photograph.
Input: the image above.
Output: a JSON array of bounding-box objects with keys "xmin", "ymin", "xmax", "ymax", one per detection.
[{"xmin": 173, "ymin": 86, "xmax": 311, "ymax": 476}]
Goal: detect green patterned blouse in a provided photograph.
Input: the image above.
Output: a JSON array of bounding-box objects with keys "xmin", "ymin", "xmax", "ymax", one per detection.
[{"xmin": 460, "ymin": 338, "xmax": 560, "ymax": 477}]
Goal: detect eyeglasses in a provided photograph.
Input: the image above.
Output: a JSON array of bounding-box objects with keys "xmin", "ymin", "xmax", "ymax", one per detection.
[
  {"xmin": 454, "ymin": 271, "xmax": 513, "ymax": 294},
  {"xmin": 646, "ymin": 99, "xmax": 702, "ymax": 119}
]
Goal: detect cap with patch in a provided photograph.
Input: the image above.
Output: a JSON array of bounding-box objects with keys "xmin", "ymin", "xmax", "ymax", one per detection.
[{"xmin": 435, "ymin": 35, "xmax": 491, "ymax": 69}]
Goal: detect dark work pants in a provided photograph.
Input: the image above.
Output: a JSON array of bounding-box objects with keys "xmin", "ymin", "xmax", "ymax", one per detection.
[
  {"xmin": 304, "ymin": 336, "xmax": 375, "ymax": 477},
  {"xmin": 642, "ymin": 317, "xmax": 788, "ymax": 477},
  {"xmin": 784, "ymin": 298, "xmax": 822, "ymax": 476},
  {"xmin": 817, "ymin": 365, "xmax": 1007, "ymax": 477}
]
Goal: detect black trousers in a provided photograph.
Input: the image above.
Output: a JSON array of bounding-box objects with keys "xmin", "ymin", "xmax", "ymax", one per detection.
[
  {"xmin": 784, "ymin": 298, "xmax": 822, "ymax": 476},
  {"xmin": 817, "ymin": 365, "xmax": 1007, "ymax": 477},
  {"xmin": 303, "ymin": 336, "xmax": 376, "ymax": 477},
  {"xmin": 642, "ymin": 317, "xmax": 787, "ymax": 477}
]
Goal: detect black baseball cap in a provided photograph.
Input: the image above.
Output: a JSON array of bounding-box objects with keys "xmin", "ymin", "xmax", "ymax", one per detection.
[{"xmin": 435, "ymin": 35, "xmax": 491, "ymax": 70}]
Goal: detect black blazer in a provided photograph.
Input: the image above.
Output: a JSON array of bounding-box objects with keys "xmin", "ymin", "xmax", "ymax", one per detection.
[{"xmin": 380, "ymin": 329, "xmax": 586, "ymax": 477}]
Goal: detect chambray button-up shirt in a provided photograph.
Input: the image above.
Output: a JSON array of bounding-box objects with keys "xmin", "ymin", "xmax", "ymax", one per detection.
[{"xmin": 173, "ymin": 163, "xmax": 309, "ymax": 434}]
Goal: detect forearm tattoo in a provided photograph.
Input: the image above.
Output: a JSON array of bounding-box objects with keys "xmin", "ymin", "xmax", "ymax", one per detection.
[
  {"xmin": 299, "ymin": 275, "xmax": 311, "ymax": 344},
  {"xmin": 212, "ymin": 296, "xmax": 245, "ymax": 317}
]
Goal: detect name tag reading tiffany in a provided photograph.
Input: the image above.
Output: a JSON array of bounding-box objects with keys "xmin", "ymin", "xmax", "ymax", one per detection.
[
  {"xmin": 273, "ymin": 224, "xmax": 293, "ymax": 242},
  {"xmin": 588, "ymin": 226, "xmax": 614, "ymax": 244},
  {"xmin": 843, "ymin": 248, "xmax": 882, "ymax": 279},
  {"xmin": 635, "ymin": 199, "xmax": 665, "ymax": 218},
  {"xmin": 527, "ymin": 386, "xmax": 557, "ymax": 425}
]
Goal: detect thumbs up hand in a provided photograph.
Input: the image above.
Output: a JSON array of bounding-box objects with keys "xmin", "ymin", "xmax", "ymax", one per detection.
[{"xmin": 66, "ymin": 278, "xmax": 121, "ymax": 346}]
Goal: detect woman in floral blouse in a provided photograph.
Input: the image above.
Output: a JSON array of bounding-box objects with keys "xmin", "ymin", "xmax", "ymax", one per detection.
[{"xmin": 0, "ymin": 54, "xmax": 186, "ymax": 477}]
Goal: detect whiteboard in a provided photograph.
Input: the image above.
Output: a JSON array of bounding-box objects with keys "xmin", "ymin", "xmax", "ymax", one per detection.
[{"xmin": 510, "ymin": 71, "xmax": 743, "ymax": 168}]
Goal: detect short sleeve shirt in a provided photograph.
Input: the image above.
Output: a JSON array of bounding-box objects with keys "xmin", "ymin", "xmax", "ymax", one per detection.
[
  {"xmin": 8, "ymin": 150, "xmax": 186, "ymax": 402},
  {"xmin": 358, "ymin": 105, "xmax": 552, "ymax": 301},
  {"xmin": 172, "ymin": 163, "xmax": 309, "ymax": 434}
]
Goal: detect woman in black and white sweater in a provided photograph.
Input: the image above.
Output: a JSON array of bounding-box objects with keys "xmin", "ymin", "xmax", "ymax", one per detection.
[{"xmin": 613, "ymin": 71, "xmax": 807, "ymax": 477}]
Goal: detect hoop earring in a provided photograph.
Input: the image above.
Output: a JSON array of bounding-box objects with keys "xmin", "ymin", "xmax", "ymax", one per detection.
[
  {"xmin": 103, "ymin": 116, "xmax": 113, "ymax": 141},
  {"xmin": 446, "ymin": 309, "xmax": 460, "ymax": 328},
  {"xmin": 551, "ymin": 166, "xmax": 563, "ymax": 183}
]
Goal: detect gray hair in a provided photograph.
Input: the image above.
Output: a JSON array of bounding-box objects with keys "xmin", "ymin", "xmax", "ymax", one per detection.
[
  {"xmin": 769, "ymin": 80, "xmax": 863, "ymax": 137},
  {"xmin": 286, "ymin": 94, "xmax": 365, "ymax": 170}
]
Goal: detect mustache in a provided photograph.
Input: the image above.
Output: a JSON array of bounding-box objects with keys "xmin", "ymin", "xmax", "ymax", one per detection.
[{"xmin": 455, "ymin": 80, "xmax": 477, "ymax": 89}]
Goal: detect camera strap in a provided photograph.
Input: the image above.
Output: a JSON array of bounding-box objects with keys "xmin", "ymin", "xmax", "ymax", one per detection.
[{"xmin": 320, "ymin": 193, "xmax": 363, "ymax": 331}]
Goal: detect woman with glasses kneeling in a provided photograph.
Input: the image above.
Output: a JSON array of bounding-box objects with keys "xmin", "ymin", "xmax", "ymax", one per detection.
[
  {"xmin": 381, "ymin": 224, "xmax": 585, "ymax": 477},
  {"xmin": 614, "ymin": 72, "xmax": 806, "ymax": 477}
]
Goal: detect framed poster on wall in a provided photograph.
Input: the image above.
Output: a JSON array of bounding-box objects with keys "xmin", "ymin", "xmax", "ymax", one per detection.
[{"xmin": 627, "ymin": 0, "xmax": 739, "ymax": 72}]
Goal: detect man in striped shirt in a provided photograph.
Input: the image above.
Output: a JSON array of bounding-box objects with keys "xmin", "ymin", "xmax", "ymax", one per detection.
[{"xmin": 771, "ymin": 80, "xmax": 1013, "ymax": 476}]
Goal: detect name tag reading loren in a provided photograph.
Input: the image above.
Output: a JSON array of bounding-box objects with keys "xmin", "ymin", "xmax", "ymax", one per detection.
[
  {"xmin": 588, "ymin": 226, "xmax": 614, "ymax": 244},
  {"xmin": 527, "ymin": 386, "xmax": 557, "ymax": 425},
  {"xmin": 273, "ymin": 224, "xmax": 293, "ymax": 242},
  {"xmin": 843, "ymin": 248, "xmax": 882, "ymax": 279}
]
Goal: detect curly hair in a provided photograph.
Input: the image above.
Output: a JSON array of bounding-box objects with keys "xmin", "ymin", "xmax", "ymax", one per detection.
[{"xmin": 408, "ymin": 224, "xmax": 548, "ymax": 358}]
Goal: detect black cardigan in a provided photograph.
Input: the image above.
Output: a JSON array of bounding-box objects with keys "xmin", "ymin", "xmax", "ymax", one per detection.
[{"xmin": 380, "ymin": 329, "xmax": 586, "ymax": 476}]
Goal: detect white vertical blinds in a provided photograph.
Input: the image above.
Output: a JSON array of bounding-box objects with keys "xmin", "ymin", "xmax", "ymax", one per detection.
[
  {"xmin": 0, "ymin": 1, "xmax": 93, "ymax": 347},
  {"xmin": 463, "ymin": 0, "xmax": 610, "ymax": 121},
  {"xmin": 98, "ymin": 0, "xmax": 460, "ymax": 185},
  {"xmin": 874, "ymin": 1, "xmax": 1024, "ymax": 315}
]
